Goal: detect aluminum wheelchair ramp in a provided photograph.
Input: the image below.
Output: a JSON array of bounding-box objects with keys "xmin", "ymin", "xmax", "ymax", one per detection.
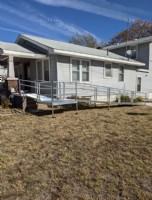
[
  {"xmin": 25, "ymin": 93, "xmax": 77, "ymax": 106},
  {"xmin": 19, "ymin": 80, "xmax": 147, "ymax": 116}
]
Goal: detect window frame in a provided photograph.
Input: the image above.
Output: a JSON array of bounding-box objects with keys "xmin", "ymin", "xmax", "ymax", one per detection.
[
  {"xmin": 82, "ymin": 60, "xmax": 90, "ymax": 82},
  {"xmin": 104, "ymin": 62, "xmax": 113, "ymax": 78},
  {"xmin": 71, "ymin": 58, "xmax": 91, "ymax": 82},
  {"xmin": 36, "ymin": 58, "xmax": 50, "ymax": 82},
  {"xmin": 71, "ymin": 59, "xmax": 80, "ymax": 82},
  {"xmin": 118, "ymin": 65, "xmax": 125, "ymax": 82}
]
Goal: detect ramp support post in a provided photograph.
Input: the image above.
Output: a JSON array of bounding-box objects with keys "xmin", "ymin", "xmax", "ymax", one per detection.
[
  {"xmin": 107, "ymin": 88, "xmax": 111, "ymax": 110},
  {"xmin": 51, "ymin": 81, "xmax": 54, "ymax": 117},
  {"xmin": 75, "ymin": 82, "xmax": 78, "ymax": 113}
]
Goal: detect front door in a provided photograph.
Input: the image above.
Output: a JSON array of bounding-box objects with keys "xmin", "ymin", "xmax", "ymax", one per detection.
[
  {"xmin": 24, "ymin": 62, "xmax": 31, "ymax": 80},
  {"xmin": 24, "ymin": 62, "xmax": 31, "ymax": 91}
]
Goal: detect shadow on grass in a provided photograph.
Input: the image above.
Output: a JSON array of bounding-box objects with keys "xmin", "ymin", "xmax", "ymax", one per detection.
[
  {"xmin": 26, "ymin": 104, "xmax": 135, "ymax": 116},
  {"xmin": 127, "ymin": 112, "xmax": 151, "ymax": 116}
]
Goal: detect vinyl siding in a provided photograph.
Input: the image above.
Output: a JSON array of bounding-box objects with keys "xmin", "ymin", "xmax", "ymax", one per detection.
[
  {"xmin": 49, "ymin": 55, "xmax": 57, "ymax": 81},
  {"xmin": 91, "ymin": 61, "xmax": 137, "ymax": 90},
  {"xmin": 110, "ymin": 47, "xmax": 126, "ymax": 57},
  {"xmin": 137, "ymin": 43, "xmax": 149, "ymax": 69},
  {"xmin": 110, "ymin": 42, "xmax": 152, "ymax": 96},
  {"xmin": 56, "ymin": 55, "xmax": 138, "ymax": 91},
  {"xmin": 57, "ymin": 55, "xmax": 70, "ymax": 82}
]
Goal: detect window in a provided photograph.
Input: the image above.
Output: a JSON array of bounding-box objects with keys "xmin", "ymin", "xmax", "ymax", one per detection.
[
  {"xmin": 72, "ymin": 60, "xmax": 80, "ymax": 81},
  {"xmin": 119, "ymin": 66, "xmax": 124, "ymax": 81},
  {"xmin": 44, "ymin": 60, "xmax": 49, "ymax": 81},
  {"xmin": 82, "ymin": 61, "xmax": 89, "ymax": 81},
  {"xmin": 71, "ymin": 59, "xmax": 90, "ymax": 82},
  {"xmin": 37, "ymin": 61, "xmax": 42, "ymax": 81},
  {"xmin": 105, "ymin": 63, "xmax": 112, "ymax": 77},
  {"xmin": 137, "ymin": 77, "xmax": 141, "ymax": 92},
  {"xmin": 36, "ymin": 59, "xmax": 50, "ymax": 81}
]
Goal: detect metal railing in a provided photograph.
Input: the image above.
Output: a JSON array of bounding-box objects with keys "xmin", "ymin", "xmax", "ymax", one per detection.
[{"xmin": 18, "ymin": 79, "xmax": 147, "ymax": 114}]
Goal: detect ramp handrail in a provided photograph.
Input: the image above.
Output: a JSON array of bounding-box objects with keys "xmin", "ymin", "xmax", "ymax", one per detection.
[{"xmin": 18, "ymin": 79, "xmax": 147, "ymax": 106}]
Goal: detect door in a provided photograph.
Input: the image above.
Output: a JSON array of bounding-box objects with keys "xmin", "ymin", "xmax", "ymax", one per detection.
[
  {"xmin": 137, "ymin": 77, "xmax": 141, "ymax": 92},
  {"xmin": 24, "ymin": 62, "xmax": 31, "ymax": 91},
  {"xmin": 24, "ymin": 62, "xmax": 31, "ymax": 80}
]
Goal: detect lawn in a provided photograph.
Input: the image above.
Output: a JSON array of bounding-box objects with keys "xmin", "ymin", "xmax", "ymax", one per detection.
[{"xmin": 0, "ymin": 105, "xmax": 152, "ymax": 200}]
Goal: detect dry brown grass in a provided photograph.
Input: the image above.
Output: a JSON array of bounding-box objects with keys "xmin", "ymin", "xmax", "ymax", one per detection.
[{"xmin": 0, "ymin": 105, "xmax": 152, "ymax": 200}]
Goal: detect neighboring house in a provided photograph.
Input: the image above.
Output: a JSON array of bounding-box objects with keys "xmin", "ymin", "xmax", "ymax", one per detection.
[
  {"xmin": 0, "ymin": 34, "xmax": 148, "ymax": 99},
  {"xmin": 104, "ymin": 36, "xmax": 152, "ymax": 98}
]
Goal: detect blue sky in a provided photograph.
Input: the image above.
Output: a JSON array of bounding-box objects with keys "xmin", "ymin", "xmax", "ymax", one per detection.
[{"xmin": 0, "ymin": 0, "xmax": 151, "ymax": 43}]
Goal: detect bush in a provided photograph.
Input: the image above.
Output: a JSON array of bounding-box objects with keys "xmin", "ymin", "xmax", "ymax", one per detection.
[
  {"xmin": 134, "ymin": 96, "xmax": 144, "ymax": 103},
  {"xmin": 2, "ymin": 98, "xmax": 11, "ymax": 108},
  {"xmin": 116, "ymin": 95, "xmax": 131, "ymax": 103}
]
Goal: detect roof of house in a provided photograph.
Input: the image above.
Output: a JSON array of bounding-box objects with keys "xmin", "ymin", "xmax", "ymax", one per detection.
[
  {"xmin": 0, "ymin": 41, "xmax": 46, "ymax": 59},
  {"xmin": 17, "ymin": 34, "xmax": 145, "ymax": 67},
  {"xmin": 104, "ymin": 35, "xmax": 152, "ymax": 50}
]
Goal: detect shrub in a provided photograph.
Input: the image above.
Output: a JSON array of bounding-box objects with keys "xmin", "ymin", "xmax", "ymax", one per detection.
[
  {"xmin": 2, "ymin": 98, "xmax": 11, "ymax": 109},
  {"xmin": 134, "ymin": 96, "xmax": 144, "ymax": 103},
  {"xmin": 116, "ymin": 95, "xmax": 131, "ymax": 102}
]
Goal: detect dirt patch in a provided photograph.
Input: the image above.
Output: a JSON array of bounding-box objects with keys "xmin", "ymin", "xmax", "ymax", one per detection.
[{"xmin": 1, "ymin": 106, "xmax": 152, "ymax": 200}]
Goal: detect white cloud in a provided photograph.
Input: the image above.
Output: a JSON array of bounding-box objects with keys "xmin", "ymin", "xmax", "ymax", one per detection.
[
  {"xmin": 33, "ymin": 0, "xmax": 140, "ymax": 22},
  {"xmin": 0, "ymin": 26, "xmax": 21, "ymax": 34},
  {"xmin": 0, "ymin": 0, "xmax": 99, "ymax": 39}
]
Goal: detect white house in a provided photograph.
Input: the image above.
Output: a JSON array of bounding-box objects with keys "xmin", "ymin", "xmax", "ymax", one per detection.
[
  {"xmin": 0, "ymin": 34, "xmax": 150, "ymax": 107},
  {"xmin": 0, "ymin": 34, "xmax": 145, "ymax": 84}
]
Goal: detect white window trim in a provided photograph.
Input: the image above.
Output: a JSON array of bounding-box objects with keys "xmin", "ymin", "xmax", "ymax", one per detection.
[
  {"xmin": 36, "ymin": 58, "xmax": 50, "ymax": 82},
  {"xmin": 118, "ymin": 65, "xmax": 125, "ymax": 82},
  {"xmin": 70, "ymin": 58, "xmax": 91, "ymax": 83},
  {"xmin": 104, "ymin": 62, "xmax": 113, "ymax": 78}
]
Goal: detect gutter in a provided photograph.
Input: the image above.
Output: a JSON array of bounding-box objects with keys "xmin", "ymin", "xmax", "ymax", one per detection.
[
  {"xmin": 137, "ymin": 69, "xmax": 149, "ymax": 73},
  {"xmin": 104, "ymin": 37, "xmax": 152, "ymax": 50},
  {"xmin": 2, "ymin": 50, "xmax": 47, "ymax": 59},
  {"xmin": 53, "ymin": 49, "xmax": 145, "ymax": 67}
]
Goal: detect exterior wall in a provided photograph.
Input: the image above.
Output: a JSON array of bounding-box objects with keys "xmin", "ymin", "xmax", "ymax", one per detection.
[
  {"xmin": 147, "ymin": 43, "xmax": 152, "ymax": 98},
  {"xmin": 56, "ymin": 55, "xmax": 138, "ymax": 92},
  {"xmin": 110, "ymin": 47, "xmax": 126, "ymax": 57},
  {"xmin": 110, "ymin": 42, "xmax": 152, "ymax": 97},
  {"xmin": 110, "ymin": 43, "xmax": 150, "ymax": 69},
  {"xmin": 91, "ymin": 61, "xmax": 137, "ymax": 91},
  {"xmin": 49, "ymin": 55, "xmax": 57, "ymax": 81},
  {"xmin": 57, "ymin": 55, "xmax": 70, "ymax": 82},
  {"xmin": 137, "ymin": 43, "xmax": 149, "ymax": 69}
]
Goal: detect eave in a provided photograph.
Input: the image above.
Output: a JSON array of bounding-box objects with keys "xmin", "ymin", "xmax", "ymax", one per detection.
[{"xmin": 53, "ymin": 49, "xmax": 145, "ymax": 67}]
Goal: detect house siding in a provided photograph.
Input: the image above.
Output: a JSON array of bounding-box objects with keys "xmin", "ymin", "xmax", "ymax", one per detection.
[
  {"xmin": 110, "ymin": 47, "xmax": 126, "ymax": 57},
  {"xmin": 91, "ymin": 61, "xmax": 130, "ymax": 90},
  {"xmin": 56, "ymin": 55, "xmax": 139, "ymax": 92},
  {"xmin": 57, "ymin": 55, "xmax": 70, "ymax": 82},
  {"xmin": 110, "ymin": 42, "xmax": 152, "ymax": 97},
  {"xmin": 49, "ymin": 55, "xmax": 57, "ymax": 81},
  {"xmin": 137, "ymin": 43, "xmax": 149, "ymax": 69}
]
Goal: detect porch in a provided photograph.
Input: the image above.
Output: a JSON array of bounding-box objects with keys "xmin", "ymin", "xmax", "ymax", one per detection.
[{"xmin": 0, "ymin": 42, "xmax": 47, "ymax": 96}]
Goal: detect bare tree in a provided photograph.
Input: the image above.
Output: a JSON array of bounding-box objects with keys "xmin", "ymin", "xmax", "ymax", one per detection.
[{"xmin": 69, "ymin": 33, "xmax": 104, "ymax": 48}]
